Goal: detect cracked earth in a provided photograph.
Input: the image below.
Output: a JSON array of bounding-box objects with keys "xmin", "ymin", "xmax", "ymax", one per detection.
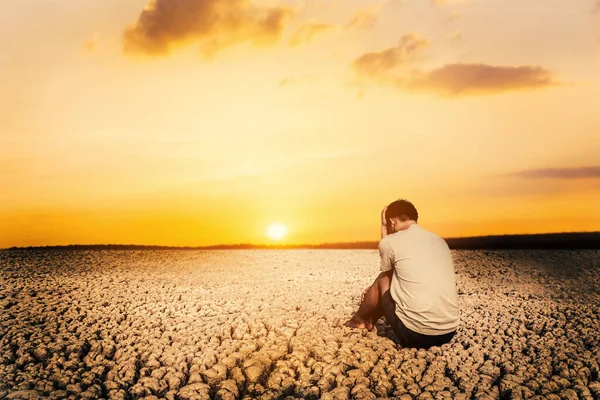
[{"xmin": 1, "ymin": 249, "xmax": 599, "ymax": 399}]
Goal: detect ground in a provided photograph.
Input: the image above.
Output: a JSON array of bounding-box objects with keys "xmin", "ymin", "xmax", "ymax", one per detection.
[{"xmin": 0, "ymin": 249, "xmax": 599, "ymax": 399}]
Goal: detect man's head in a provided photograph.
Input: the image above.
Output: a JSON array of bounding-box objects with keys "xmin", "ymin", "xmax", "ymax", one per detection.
[{"xmin": 385, "ymin": 199, "xmax": 419, "ymax": 233}]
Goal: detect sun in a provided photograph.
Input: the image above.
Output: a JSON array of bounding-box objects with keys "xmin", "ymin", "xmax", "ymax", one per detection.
[{"xmin": 266, "ymin": 223, "xmax": 287, "ymax": 240}]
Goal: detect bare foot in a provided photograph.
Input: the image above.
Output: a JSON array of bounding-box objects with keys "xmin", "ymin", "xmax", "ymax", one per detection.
[{"xmin": 343, "ymin": 317, "xmax": 374, "ymax": 331}]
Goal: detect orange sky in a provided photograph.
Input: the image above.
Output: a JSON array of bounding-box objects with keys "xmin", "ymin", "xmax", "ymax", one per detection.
[{"xmin": 2, "ymin": 0, "xmax": 600, "ymax": 247}]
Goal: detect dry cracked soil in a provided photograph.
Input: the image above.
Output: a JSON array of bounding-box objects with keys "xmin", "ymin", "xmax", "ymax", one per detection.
[{"xmin": 0, "ymin": 249, "xmax": 599, "ymax": 400}]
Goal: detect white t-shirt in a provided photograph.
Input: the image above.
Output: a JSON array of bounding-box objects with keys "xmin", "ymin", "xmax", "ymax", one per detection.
[{"xmin": 379, "ymin": 223, "xmax": 460, "ymax": 335}]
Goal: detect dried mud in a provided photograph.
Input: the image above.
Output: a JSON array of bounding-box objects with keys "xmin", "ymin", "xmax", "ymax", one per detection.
[{"xmin": 1, "ymin": 249, "xmax": 599, "ymax": 400}]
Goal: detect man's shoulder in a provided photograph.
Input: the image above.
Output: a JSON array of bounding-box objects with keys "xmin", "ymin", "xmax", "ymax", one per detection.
[
  {"xmin": 386, "ymin": 225, "xmax": 449, "ymax": 252},
  {"xmin": 413, "ymin": 225, "xmax": 447, "ymax": 243},
  {"xmin": 379, "ymin": 234, "xmax": 392, "ymax": 244},
  {"xmin": 378, "ymin": 236, "xmax": 393, "ymax": 250}
]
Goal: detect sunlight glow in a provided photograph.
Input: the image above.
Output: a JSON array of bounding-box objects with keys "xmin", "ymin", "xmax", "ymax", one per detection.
[{"xmin": 266, "ymin": 223, "xmax": 288, "ymax": 240}]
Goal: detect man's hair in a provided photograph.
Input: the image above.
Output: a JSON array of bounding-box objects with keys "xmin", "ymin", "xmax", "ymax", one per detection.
[{"xmin": 385, "ymin": 199, "xmax": 419, "ymax": 222}]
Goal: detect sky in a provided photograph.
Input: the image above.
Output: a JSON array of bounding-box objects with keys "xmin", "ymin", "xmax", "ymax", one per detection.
[{"xmin": 1, "ymin": 0, "xmax": 600, "ymax": 247}]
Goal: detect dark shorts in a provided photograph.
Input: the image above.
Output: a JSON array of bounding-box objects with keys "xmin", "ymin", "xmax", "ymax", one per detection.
[{"xmin": 381, "ymin": 289, "xmax": 456, "ymax": 349}]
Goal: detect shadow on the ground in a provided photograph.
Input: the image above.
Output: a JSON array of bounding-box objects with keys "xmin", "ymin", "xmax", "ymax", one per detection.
[
  {"xmin": 374, "ymin": 320, "xmax": 401, "ymax": 345},
  {"xmin": 483, "ymin": 249, "xmax": 600, "ymax": 298}
]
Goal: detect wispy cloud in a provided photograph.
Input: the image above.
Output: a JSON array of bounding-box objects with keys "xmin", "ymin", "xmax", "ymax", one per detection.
[
  {"xmin": 445, "ymin": 30, "xmax": 462, "ymax": 41},
  {"xmin": 408, "ymin": 63, "xmax": 554, "ymax": 96},
  {"xmin": 431, "ymin": 0, "xmax": 468, "ymax": 7},
  {"xmin": 84, "ymin": 40, "xmax": 96, "ymax": 53},
  {"xmin": 123, "ymin": 0, "xmax": 294, "ymax": 57},
  {"xmin": 83, "ymin": 33, "xmax": 101, "ymax": 53},
  {"xmin": 470, "ymin": 166, "xmax": 600, "ymax": 198},
  {"xmin": 446, "ymin": 11, "xmax": 463, "ymax": 21},
  {"xmin": 351, "ymin": 34, "xmax": 555, "ymax": 97},
  {"xmin": 352, "ymin": 33, "xmax": 429, "ymax": 79},
  {"xmin": 345, "ymin": 9, "xmax": 378, "ymax": 30},
  {"xmin": 508, "ymin": 166, "xmax": 600, "ymax": 180},
  {"xmin": 278, "ymin": 75, "xmax": 315, "ymax": 88},
  {"xmin": 288, "ymin": 22, "xmax": 334, "ymax": 46},
  {"xmin": 345, "ymin": 0, "xmax": 388, "ymax": 30},
  {"xmin": 289, "ymin": 0, "xmax": 388, "ymax": 47}
]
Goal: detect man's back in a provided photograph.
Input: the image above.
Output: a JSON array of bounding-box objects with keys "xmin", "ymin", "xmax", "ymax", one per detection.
[{"xmin": 379, "ymin": 223, "xmax": 460, "ymax": 335}]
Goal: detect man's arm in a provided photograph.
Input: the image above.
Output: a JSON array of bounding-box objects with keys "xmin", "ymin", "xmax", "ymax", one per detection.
[
  {"xmin": 378, "ymin": 239, "xmax": 394, "ymax": 272},
  {"xmin": 380, "ymin": 205, "xmax": 389, "ymax": 239},
  {"xmin": 381, "ymin": 223, "xmax": 388, "ymax": 239}
]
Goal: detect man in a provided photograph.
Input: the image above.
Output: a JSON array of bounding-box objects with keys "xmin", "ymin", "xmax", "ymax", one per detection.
[{"xmin": 344, "ymin": 199, "xmax": 460, "ymax": 349}]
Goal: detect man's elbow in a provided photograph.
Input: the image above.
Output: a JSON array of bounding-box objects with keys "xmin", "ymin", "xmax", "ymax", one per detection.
[
  {"xmin": 378, "ymin": 269, "xmax": 392, "ymax": 279},
  {"xmin": 373, "ymin": 270, "xmax": 392, "ymax": 285}
]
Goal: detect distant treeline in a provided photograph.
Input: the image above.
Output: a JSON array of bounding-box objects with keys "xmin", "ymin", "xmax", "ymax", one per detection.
[{"xmin": 3, "ymin": 232, "xmax": 600, "ymax": 251}]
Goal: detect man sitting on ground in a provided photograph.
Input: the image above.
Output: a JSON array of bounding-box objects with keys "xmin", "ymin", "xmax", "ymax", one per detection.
[{"xmin": 344, "ymin": 199, "xmax": 460, "ymax": 349}]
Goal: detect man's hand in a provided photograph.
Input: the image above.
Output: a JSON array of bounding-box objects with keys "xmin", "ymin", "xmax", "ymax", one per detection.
[
  {"xmin": 361, "ymin": 286, "xmax": 370, "ymax": 303},
  {"xmin": 381, "ymin": 205, "xmax": 388, "ymax": 225},
  {"xmin": 381, "ymin": 205, "xmax": 390, "ymax": 238}
]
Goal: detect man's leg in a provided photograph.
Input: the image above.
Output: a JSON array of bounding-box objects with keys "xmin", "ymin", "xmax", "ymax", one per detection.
[{"xmin": 344, "ymin": 270, "xmax": 392, "ymax": 331}]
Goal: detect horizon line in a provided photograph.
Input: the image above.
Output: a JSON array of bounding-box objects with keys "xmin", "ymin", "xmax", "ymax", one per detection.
[{"xmin": 3, "ymin": 230, "xmax": 600, "ymax": 251}]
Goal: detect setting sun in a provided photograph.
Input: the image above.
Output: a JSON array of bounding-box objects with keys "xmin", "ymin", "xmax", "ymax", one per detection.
[{"xmin": 266, "ymin": 223, "xmax": 288, "ymax": 240}]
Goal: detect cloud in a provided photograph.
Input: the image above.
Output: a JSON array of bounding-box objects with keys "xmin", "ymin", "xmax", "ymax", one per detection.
[
  {"xmin": 288, "ymin": 22, "xmax": 334, "ymax": 46},
  {"xmin": 446, "ymin": 11, "xmax": 462, "ymax": 21},
  {"xmin": 593, "ymin": 0, "xmax": 600, "ymax": 13},
  {"xmin": 445, "ymin": 30, "xmax": 462, "ymax": 41},
  {"xmin": 351, "ymin": 36, "xmax": 555, "ymax": 96},
  {"xmin": 407, "ymin": 63, "xmax": 554, "ymax": 95},
  {"xmin": 83, "ymin": 32, "xmax": 102, "ymax": 53},
  {"xmin": 345, "ymin": 9, "xmax": 377, "ymax": 30},
  {"xmin": 278, "ymin": 75, "xmax": 315, "ymax": 88},
  {"xmin": 84, "ymin": 40, "xmax": 96, "ymax": 53},
  {"xmin": 345, "ymin": 0, "xmax": 387, "ymax": 30},
  {"xmin": 508, "ymin": 166, "xmax": 600, "ymax": 180},
  {"xmin": 123, "ymin": 0, "xmax": 294, "ymax": 57},
  {"xmin": 431, "ymin": 0, "xmax": 468, "ymax": 6},
  {"xmin": 352, "ymin": 33, "xmax": 429, "ymax": 80},
  {"xmin": 345, "ymin": 7, "xmax": 381, "ymax": 30},
  {"xmin": 288, "ymin": 0, "xmax": 388, "ymax": 47},
  {"xmin": 470, "ymin": 166, "xmax": 600, "ymax": 198}
]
